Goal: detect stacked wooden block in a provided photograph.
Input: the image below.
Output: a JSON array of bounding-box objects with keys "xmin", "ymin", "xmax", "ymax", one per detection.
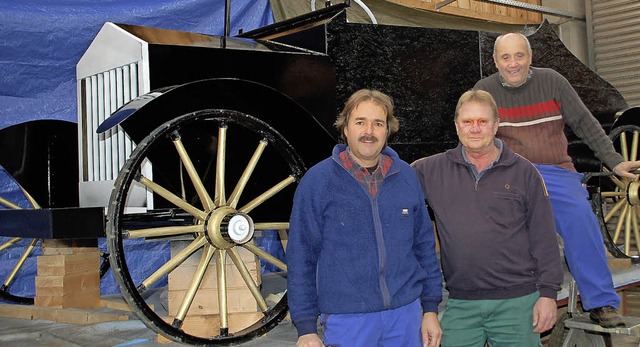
[
  {"xmin": 35, "ymin": 239, "xmax": 101, "ymax": 309},
  {"xmin": 159, "ymin": 241, "xmax": 262, "ymax": 340}
]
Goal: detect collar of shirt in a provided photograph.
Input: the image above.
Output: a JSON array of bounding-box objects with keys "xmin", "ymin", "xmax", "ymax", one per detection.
[
  {"xmin": 462, "ymin": 139, "xmax": 504, "ymax": 181},
  {"xmin": 340, "ymin": 147, "xmax": 392, "ymax": 197},
  {"xmin": 499, "ymin": 68, "xmax": 533, "ymax": 88}
]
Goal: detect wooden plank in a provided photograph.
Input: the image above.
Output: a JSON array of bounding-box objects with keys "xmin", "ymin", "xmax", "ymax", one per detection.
[
  {"xmin": 35, "ymin": 272, "xmax": 101, "ymax": 297},
  {"xmin": 168, "ymin": 262, "xmax": 260, "ymax": 291},
  {"xmin": 607, "ymin": 256, "xmax": 632, "ymax": 271},
  {"xmin": 387, "ymin": 0, "xmax": 542, "ymax": 25},
  {"xmin": 0, "ymin": 304, "xmax": 129, "ymax": 324},
  {"xmin": 168, "ymin": 287, "xmax": 259, "ymax": 316},
  {"xmin": 41, "ymin": 238, "xmax": 98, "ymax": 255},
  {"xmin": 34, "ymin": 288, "xmax": 100, "ymax": 309}
]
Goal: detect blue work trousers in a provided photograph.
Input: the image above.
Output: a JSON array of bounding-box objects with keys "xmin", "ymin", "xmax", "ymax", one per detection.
[
  {"xmin": 535, "ymin": 164, "xmax": 620, "ymax": 310},
  {"xmin": 320, "ymin": 299, "xmax": 423, "ymax": 347}
]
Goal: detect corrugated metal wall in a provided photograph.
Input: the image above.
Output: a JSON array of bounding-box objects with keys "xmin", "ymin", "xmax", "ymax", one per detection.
[{"xmin": 587, "ymin": 0, "xmax": 640, "ymax": 107}]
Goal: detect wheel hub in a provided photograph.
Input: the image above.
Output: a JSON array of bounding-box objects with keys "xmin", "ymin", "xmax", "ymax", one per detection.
[
  {"xmin": 223, "ymin": 214, "xmax": 254, "ymax": 244},
  {"xmin": 628, "ymin": 181, "xmax": 640, "ymax": 205},
  {"xmin": 206, "ymin": 206, "xmax": 255, "ymax": 248}
]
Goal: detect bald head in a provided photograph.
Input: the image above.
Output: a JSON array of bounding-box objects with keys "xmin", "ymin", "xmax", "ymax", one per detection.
[{"xmin": 493, "ymin": 33, "xmax": 533, "ymax": 88}]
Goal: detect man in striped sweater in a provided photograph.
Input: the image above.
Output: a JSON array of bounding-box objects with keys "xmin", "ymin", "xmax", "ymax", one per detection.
[{"xmin": 474, "ymin": 32, "xmax": 640, "ymax": 328}]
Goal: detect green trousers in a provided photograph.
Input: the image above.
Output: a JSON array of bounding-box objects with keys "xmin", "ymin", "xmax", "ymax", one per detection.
[{"xmin": 441, "ymin": 292, "xmax": 542, "ymax": 347}]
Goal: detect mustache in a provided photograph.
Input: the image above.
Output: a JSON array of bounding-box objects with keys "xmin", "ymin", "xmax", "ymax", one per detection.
[{"xmin": 359, "ymin": 135, "xmax": 378, "ymax": 142}]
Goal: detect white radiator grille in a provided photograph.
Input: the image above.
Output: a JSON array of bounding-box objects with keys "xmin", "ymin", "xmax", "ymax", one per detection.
[{"xmin": 82, "ymin": 63, "xmax": 139, "ymax": 181}]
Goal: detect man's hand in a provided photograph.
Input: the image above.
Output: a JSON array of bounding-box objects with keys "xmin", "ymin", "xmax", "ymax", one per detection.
[
  {"xmin": 296, "ymin": 333, "xmax": 324, "ymax": 347},
  {"xmin": 421, "ymin": 311, "xmax": 442, "ymax": 347},
  {"xmin": 532, "ymin": 297, "xmax": 557, "ymax": 333},
  {"xmin": 613, "ymin": 161, "xmax": 640, "ymax": 179}
]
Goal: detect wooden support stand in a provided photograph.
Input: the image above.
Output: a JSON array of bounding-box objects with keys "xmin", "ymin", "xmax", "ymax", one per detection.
[
  {"xmin": 0, "ymin": 236, "xmax": 131, "ymax": 325},
  {"xmin": 34, "ymin": 239, "xmax": 101, "ymax": 309}
]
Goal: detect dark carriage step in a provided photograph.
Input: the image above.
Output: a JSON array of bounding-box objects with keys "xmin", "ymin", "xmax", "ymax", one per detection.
[
  {"xmin": 0, "ymin": 207, "xmax": 105, "ymax": 239},
  {"xmin": 564, "ymin": 314, "xmax": 640, "ymax": 337}
]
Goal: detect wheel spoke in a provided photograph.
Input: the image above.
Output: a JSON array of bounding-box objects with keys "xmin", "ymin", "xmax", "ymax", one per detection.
[
  {"xmin": 138, "ymin": 236, "xmax": 208, "ymax": 292},
  {"xmin": 604, "ymin": 196, "xmax": 627, "ymax": 223},
  {"xmin": 631, "ymin": 131, "xmax": 639, "ymax": 161},
  {"xmin": 0, "ymin": 237, "xmax": 22, "ymax": 251},
  {"xmin": 216, "ymin": 249, "xmax": 229, "ymax": 335},
  {"xmin": 601, "ymin": 191, "xmax": 626, "ymax": 198},
  {"xmin": 19, "ymin": 186, "xmax": 41, "ymax": 209},
  {"xmin": 613, "ymin": 204, "xmax": 629, "ymax": 244},
  {"xmin": 243, "ymin": 242, "xmax": 287, "ymax": 271},
  {"xmin": 173, "ymin": 245, "xmax": 216, "ymax": 326},
  {"xmin": 239, "ymin": 176, "xmax": 296, "ymax": 214},
  {"xmin": 254, "ymin": 222, "xmax": 289, "ymax": 230},
  {"xmin": 228, "ymin": 140, "xmax": 267, "ymax": 209},
  {"xmin": 172, "ymin": 132, "xmax": 214, "ymax": 212},
  {"xmin": 603, "ymin": 168, "xmax": 626, "ymax": 190},
  {"xmin": 228, "ymin": 246, "xmax": 268, "ymax": 312},
  {"xmin": 0, "ymin": 196, "xmax": 21, "ymax": 209},
  {"xmin": 4, "ymin": 239, "xmax": 39, "ymax": 289},
  {"xmin": 633, "ymin": 206, "xmax": 640, "ymax": 255},
  {"xmin": 215, "ymin": 126, "xmax": 227, "ymax": 206},
  {"xmin": 625, "ymin": 205, "xmax": 632, "ymax": 254},
  {"xmin": 128, "ymin": 224, "xmax": 205, "ymax": 239},
  {"xmin": 137, "ymin": 175, "xmax": 207, "ymax": 221},
  {"xmin": 620, "ymin": 132, "xmax": 629, "ymax": 161},
  {"xmin": 278, "ymin": 229, "xmax": 288, "ymax": 254}
]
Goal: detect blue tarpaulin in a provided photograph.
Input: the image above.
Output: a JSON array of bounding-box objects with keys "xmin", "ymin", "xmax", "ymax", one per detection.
[{"xmin": 0, "ymin": 0, "xmax": 273, "ymax": 130}]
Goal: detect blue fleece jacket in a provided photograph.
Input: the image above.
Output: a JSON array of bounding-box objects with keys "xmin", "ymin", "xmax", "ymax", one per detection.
[{"xmin": 287, "ymin": 144, "xmax": 443, "ymax": 337}]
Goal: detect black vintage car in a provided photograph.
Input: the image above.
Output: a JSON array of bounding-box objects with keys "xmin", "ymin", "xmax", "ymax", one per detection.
[{"xmin": 1, "ymin": 2, "xmax": 639, "ymax": 345}]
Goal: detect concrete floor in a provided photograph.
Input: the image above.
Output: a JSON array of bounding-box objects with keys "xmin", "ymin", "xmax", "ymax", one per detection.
[
  {"xmin": 0, "ymin": 311, "xmax": 298, "ymax": 346},
  {"xmin": 2, "ymin": 260, "xmax": 640, "ymax": 346},
  {"xmin": 1, "ymin": 311, "xmax": 639, "ymax": 347}
]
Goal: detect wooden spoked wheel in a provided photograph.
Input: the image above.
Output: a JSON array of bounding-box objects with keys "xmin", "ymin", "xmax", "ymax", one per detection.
[
  {"xmin": 0, "ymin": 188, "xmax": 41, "ymax": 304},
  {"xmin": 106, "ymin": 109, "xmax": 303, "ymax": 345},
  {"xmin": 595, "ymin": 125, "xmax": 640, "ymax": 260}
]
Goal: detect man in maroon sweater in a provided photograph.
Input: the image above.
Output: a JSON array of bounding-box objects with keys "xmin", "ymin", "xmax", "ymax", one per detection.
[{"xmin": 475, "ymin": 32, "xmax": 640, "ymax": 328}]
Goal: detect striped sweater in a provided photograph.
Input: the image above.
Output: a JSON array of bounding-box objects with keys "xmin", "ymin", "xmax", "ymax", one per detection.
[{"xmin": 474, "ymin": 67, "xmax": 623, "ymax": 172}]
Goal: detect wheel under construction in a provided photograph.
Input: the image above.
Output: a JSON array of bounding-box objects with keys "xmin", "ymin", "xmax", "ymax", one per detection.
[
  {"xmin": 594, "ymin": 124, "xmax": 640, "ymax": 260},
  {"xmin": 106, "ymin": 108, "xmax": 306, "ymax": 345}
]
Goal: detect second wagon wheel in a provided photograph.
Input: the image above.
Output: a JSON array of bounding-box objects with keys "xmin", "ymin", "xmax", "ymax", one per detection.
[
  {"xmin": 594, "ymin": 124, "xmax": 640, "ymax": 260},
  {"xmin": 0, "ymin": 185, "xmax": 40, "ymax": 304},
  {"xmin": 106, "ymin": 109, "xmax": 304, "ymax": 345}
]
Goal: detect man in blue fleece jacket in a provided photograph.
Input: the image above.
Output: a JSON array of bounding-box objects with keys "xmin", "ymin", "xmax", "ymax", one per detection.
[
  {"xmin": 412, "ymin": 90, "xmax": 563, "ymax": 346},
  {"xmin": 287, "ymin": 89, "xmax": 443, "ymax": 347}
]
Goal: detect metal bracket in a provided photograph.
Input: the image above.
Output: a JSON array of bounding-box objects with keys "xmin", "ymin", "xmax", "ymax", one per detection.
[{"xmin": 435, "ymin": 0, "xmax": 457, "ymax": 11}]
